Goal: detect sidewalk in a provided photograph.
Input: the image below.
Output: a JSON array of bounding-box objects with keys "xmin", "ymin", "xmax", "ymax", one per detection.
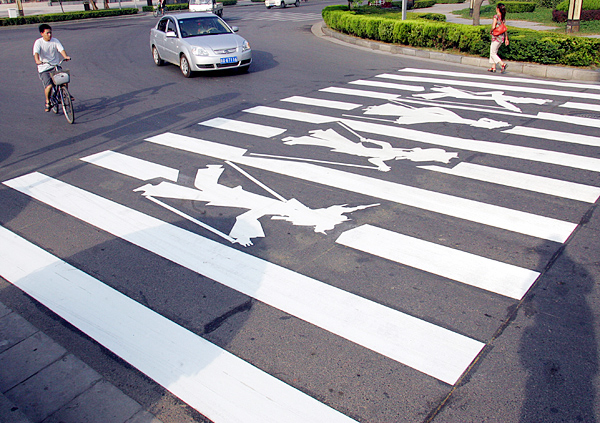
[{"xmin": 0, "ymin": 300, "xmax": 164, "ymax": 423}]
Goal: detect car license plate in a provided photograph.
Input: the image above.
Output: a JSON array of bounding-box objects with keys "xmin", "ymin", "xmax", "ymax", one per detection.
[{"xmin": 221, "ymin": 56, "xmax": 237, "ymax": 64}]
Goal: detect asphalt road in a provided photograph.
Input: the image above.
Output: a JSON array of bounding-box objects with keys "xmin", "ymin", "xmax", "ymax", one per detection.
[{"xmin": 1, "ymin": 3, "xmax": 600, "ymax": 423}]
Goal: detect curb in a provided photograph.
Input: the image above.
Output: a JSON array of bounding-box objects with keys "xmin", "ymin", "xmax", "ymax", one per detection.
[{"xmin": 314, "ymin": 21, "xmax": 600, "ymax": 82}]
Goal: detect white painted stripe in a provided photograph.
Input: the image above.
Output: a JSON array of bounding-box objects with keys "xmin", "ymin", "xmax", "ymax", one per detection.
[
  {"xmin": 199, "ymin": 117, "xmax": 286, "ymax": 138},
  {"xmin": 341, "ymin": 118, "xmax": 600, "ymax": 173},
  {"xmin": 239, "ymin": 105, "xmax": 600, "ymax": 173},
  {"xmin": 146, "ymin": 133, "xmax": 577, "ymax": 243},
  {"xmin": 336, "ymin": 225, "xmax": 539, "ymax": 300},
  {"xmin": 3, "ymin": 173, "xmax": 484, "ymax": 385},
  {"xmin": 503, "ymin": 126, "xmax": 600, "ymax": 148},
  {"xmin": 399, "ymin": 68, "xmax": 600, "ymax": 92},
  {"xmin": 560, "ymin": 101, "xmax": 600, "ymax": 112},
  {"xmin": 418, "ymin": 162, "xmax": 600, "ymax": 204},
  {"xmin": 81, "ymin": 151, "xmax": 179, "ymax": 182},
  {"xmin": 281, "ymin": 96, "xmax": 362, "ymax": 110},
  {"xmin": 377, "ymin": 73, "xmax": 600, "ymax": 101},
  {"xmin": 0, "ymin": 226, "xmax": 357, "ymax": 423},
  {"xmin": 348, "ymin": 80, "xmax": 425, "ymax": 92},
  {"xmin": 320, "ymin": 86, "xmax": 401, "ymax": 100},
  {"xmin": 243, "ymin": 106, "xmax": 337, "ymax": 124},
  {"xmin": 536, "ymin": 112, "xmax": 600, "ymax": 129}
]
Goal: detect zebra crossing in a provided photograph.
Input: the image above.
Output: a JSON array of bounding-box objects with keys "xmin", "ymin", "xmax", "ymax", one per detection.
[
  {"xmin": 1, "ymin": 68, "xmax": 599, "ymax": 422},
  {"xmin": 237, "ymin": 10, "xmax": 323, "ymax": 22}
]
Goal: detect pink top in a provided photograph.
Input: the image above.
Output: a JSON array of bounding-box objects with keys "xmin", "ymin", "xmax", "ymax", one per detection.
[{"xmin": 492, "ymin": 14, "xmax": 506, "ymax": 42}]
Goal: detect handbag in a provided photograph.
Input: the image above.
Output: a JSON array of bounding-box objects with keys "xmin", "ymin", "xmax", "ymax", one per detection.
[{"xmin": 492, "ymin": 22, "xmax": 507, "ymax": 36}]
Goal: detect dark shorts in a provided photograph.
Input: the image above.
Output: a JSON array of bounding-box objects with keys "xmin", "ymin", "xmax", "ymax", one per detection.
[{"xmin": 39, "ymin": 65, "xmax": 62, "ymax": 88}]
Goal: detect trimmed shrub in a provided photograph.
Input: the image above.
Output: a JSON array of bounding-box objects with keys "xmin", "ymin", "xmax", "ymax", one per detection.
[
  {"xmin": 322, "ymin": 5, "xmax": 600, "ymax": 66},
  {"xmin": 413, "ymin": 0, "xmax": 436, "ymax": 8},
  {"xmin": 556, "ymin": 0, "xmax": 600, "ymax": 10},
  {"xmin": 553, "ymin": 8, "xmax": 600, "ymax": 21},
  {"xmin": 0, "ymin": 8, "xmax": 137, "ymax": 26},
  {"xmin": 142, "ymin": 3, "xmax": 188, "ymax": 11},
  {"xmin": 505, "ymin": 1, "xmax": 536, "ymax": 12}
]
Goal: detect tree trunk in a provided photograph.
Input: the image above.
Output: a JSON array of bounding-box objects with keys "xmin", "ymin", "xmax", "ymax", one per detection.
[{"xmin": 472, "ymin": 0, "xmax": 484, "ymax": 25}]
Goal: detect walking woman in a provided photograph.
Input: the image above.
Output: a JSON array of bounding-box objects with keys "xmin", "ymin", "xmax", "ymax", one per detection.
[{"xmin": 488, "ymin": 3, "xmax": 509, "ymax": 73}]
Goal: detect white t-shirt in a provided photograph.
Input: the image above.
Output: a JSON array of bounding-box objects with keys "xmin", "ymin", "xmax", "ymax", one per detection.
[{"xmin": 33, "ymin": 37, "xmax": 65, "ymax": 73}]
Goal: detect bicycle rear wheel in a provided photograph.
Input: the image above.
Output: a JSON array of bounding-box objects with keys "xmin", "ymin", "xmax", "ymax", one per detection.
[{"xmin": 60, "ymin": 86, "xmax": 75, "ymax": 124}]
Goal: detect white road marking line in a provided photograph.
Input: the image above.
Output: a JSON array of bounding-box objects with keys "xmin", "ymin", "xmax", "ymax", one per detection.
[
  {"xmin": 0, "ymin": 226, "xmax": 357, "ymax": 423},
  {"xmin": 399, "ymin": 68, "xmax": 600, "ymax": 91},
  {"xmin": 242, "ymin": 11, "xmax": 322, "ymax": 21},
  {"xmin": 81, "ymin": 151, "xmax": 179, "ymax": 181},
  {"xmin": 281, "ymin": 96, "xmax": 362, "ymax": 110},
  {"xmin": 147, "ymin": 133, "xmax": 577, "ymax": 243},
  {"xmin": 239, "ymin": 105, "xmax": 600, "ymax": 173},
  {"xmin": 418, "ymin": 162, "xmax": 600, "ymax": 204},
  {"xmin": 378, "ymin": 73, "xmax": 600, "ymax": 101},
  {"xmin": 3, "ymin": 172, "xmax": 484, "ymax": 385},
  {"xmin": 341, "ymin": 118, "xmax": 600, "ymax": 173},
  {"xmin": 535, "ymin": 112, "xmax": 600, "ymax": 129},
  {"xmin": 199, "ymin": 117, "xmax": 286, "ymax": 138},
  {"xmin": 336, "ymin": 225, "xmax": 539, "ymax": 300},
  {"xmin": 348, "ymin": 80, "xmax": 425, "ymax": 92},
  {"xmin": 503, "ymin": 126, "xmax": 600, "ymax": 148},
  {"xmin": 320, "ymin": 86, "xmax": 402, "ymax": 100},
  {"xmin": 243, "ymin": 106, "xmax": 337, "ymax": 124},
  {"xmin": 560, "ymin": 101, "xmax": 600, "ymax": 112}
]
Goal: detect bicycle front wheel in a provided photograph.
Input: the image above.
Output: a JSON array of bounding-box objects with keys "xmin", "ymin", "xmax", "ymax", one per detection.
[{"xmin": 60, "ymin": 86, "xmax": 75, "ymax": 124}]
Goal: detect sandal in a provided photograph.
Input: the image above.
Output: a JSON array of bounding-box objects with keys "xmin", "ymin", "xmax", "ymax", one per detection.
[
  {"xmin": 44, "ymin": 102, "xmax": 51, "ymax": 112},
  {"xmin": 487, "ymin": 68, "xmax": 496, "ymax": 72},
  {"xmin": 501, "ymin": 63, "xmax": 508, "ymax": 73}
]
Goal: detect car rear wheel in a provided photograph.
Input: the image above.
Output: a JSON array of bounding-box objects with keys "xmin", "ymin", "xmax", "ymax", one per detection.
[
  {"xmin": 152, "ymin": 46, "xmax": 164, "ymax": 66},
  {"xmin": 280, "ymin": 0, "xmax": 285, "ymax": 7},
  {"xmin": 295, "ymin": 0, "xmax": 299, "ymax": 5},
  {"xmin": 180, "ymin": 55, "xmax": 192, "ymax": 78}
]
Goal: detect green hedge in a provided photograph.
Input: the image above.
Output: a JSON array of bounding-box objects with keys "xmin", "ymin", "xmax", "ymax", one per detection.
[
  {"xmin": 555, "ymin": 0, "xmax": 600, "ymax": 10},
  {"xmin": 322, "ymin": 5, "xmax": 600, "ymax": 66},
  {"xmin": 505, "ymin": 1, "xmax": 536, "ymax": 12},
  {"xmin": 142, "ymin": 3, "xmax": 189, "ymax": 11},
  {"xmin": 0, "ymin": 7, "xmax": 137, "ymax": 26},
  {"xmin": 413, "ymin": 0, "xmax": 436, "ymax": 8}
]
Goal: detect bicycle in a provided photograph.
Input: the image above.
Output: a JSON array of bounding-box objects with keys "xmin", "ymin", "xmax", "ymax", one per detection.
[
  {"xmin": 46, "ymin": 59, "xmax": 75, "ymax": 124},
  {"xmin": 153, "ymin": 3, "xmax": 165, "ymax": 17}
]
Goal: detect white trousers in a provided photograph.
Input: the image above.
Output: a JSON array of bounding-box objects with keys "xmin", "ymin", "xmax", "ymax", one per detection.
[{"xmin": 489, "ymin": 40, "xmax": 502, "ymax": 65}]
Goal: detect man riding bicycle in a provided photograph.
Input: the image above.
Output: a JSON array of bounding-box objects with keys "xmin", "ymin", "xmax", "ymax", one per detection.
[{"xmin": 33, "ymin": 24, "xmax": 72, "ymax": 112}]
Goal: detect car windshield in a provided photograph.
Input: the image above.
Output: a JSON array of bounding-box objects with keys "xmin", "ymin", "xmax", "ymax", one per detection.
[{"xmin": 178, "ymin": 17, "xmax": 231, "ymax": 38}]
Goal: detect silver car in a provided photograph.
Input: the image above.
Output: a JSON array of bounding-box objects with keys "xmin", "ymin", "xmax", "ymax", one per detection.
[{"xmin": 150, "ymin": 12, "xmax": 252, "ymax": 77}]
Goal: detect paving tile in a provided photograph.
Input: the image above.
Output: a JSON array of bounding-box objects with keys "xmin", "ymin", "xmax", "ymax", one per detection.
[
  {"xmin": 0, "ymin": 393, "xmax": 32, "ymax": 423},
  {"xmin": 0, "ymin": 312, "xmax": 38, "ymax": 355},
  {"xmin": 0, "ymin": 301, "xmax": 11, "ymax": 319},
  {"xmin": 42, "ymin": 380, "xmax": 142, "ymax": 423},
  {"xmin": 0, "ymin": 331, "xmax": 66, "ymax": 392},
  {"xmin": 125, "ymin": 410, "xmax": 165, "ymax": 423},
  {"xmin": 4, "ymin": 354, "xmax": 102, "ymax": 422}
]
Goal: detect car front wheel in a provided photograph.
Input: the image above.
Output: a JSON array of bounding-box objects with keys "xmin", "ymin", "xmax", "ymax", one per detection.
[
  {"xmin": 152, "ymin": 46, "xmax": 164, "ymax": 66},
  {"xmin": 280, "ymin": 0, "xmax": 285, "ymax": 6},
  {"xmin": 180, "ymin": 54, "xmax": 192, "ymax": 78},
  {"xmin": 295, "ymin": 0, "xmax": 299, "ymax": 5}
]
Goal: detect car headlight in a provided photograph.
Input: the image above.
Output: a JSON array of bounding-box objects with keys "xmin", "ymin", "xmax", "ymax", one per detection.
[
  {"xmin": 241, "ymin": 40, "xmax": 250, "ymax": 52},
  {"xmin": 192, "ymin": 46, "xmax": 209, "ymax": 56}
]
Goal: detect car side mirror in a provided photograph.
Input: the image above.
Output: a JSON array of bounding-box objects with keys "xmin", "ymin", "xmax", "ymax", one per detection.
[
  {"xmin": 166, "ymin": 31, "xmax": 177, "ymax": 37},
  {"xmin": 231, "ymin": 26, "xmax": 239, "ymax": 32}
]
